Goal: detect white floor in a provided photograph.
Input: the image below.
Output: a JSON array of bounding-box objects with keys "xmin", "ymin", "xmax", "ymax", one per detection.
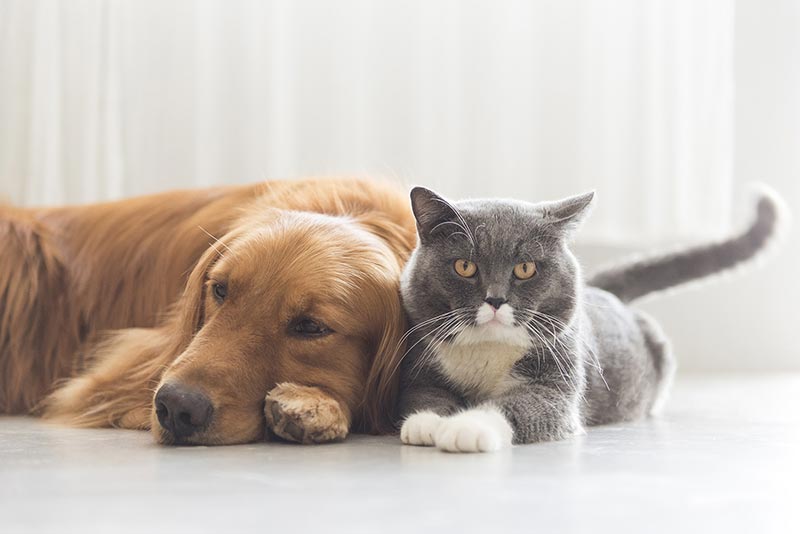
[{"xmin": 1, "ymin": 374, "xmax": 798, "ymax": 534}]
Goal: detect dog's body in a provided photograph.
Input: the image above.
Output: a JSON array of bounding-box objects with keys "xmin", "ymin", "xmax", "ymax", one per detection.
[
  {"xmin": 1, "ymin": 183, "xmax": 254, "ymax": 414},
  {"xmin": 0, "ymin": 178, "xmax": 415, "ymax": 444}
]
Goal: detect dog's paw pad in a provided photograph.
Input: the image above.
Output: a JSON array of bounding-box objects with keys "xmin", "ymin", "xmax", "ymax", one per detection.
[
  {"xmin": 400, "ymin": 411, "xmax": 442, "ymax": 446},
  {"xmin": 264, "ymin": 383, "xmax": 349, "ymax": 444}
]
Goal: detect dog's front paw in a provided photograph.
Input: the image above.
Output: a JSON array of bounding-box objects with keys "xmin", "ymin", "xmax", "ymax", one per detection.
[
  {"xmin": 401, "ymin": 411, "xmax": 442, "ymax": 446},
  {"xmin": 264, "ymin": 383, "xmax": 349, "ymax": 444},
  {"xmin": 434, "ymin": 407, "xmax": 513, "ymax": 453}
]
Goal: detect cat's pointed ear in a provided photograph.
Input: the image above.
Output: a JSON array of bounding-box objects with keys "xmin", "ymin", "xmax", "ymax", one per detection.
[
  {"xmin": 541, "ymin": 191, "xmax": 595, "ymax": 236},
  {"xmin": 410, "ymin": 186, "xmax": 461, "ymax": 243}
]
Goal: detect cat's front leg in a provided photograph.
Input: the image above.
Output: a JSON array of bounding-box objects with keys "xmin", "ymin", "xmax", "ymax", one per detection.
[
  {"xmin": 398, "ymin": 384, "xmax": 463, "ymax": 447},
  {"xmin": 496, "ymin": 383, "xmax": 583, "ymax": 444},
  {"xmin": 433, "ymin": 405, "xmax": 513, "ymax": 453},
  {"xmin": 433, "ymin": 385, "xmax": 582, "ymax": 453}
]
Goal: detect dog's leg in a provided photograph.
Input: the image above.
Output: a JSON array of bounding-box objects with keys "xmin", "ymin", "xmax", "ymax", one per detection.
[
  {"xmin": 42, "ymin": 327, "xmax": 174, "ymax": 429},
  {"xmin": 264, "ymin": 383, "xmax": 350, "ymax": 444}
]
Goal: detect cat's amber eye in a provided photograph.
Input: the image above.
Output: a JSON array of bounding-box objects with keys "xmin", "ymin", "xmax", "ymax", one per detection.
[
  {"xmin": 454, "ymin": 259, "xmax": 477, "ymax": 278},
  {"xmin": 513, "ymin": 261, "xmax": 537, "ymax": 280}
]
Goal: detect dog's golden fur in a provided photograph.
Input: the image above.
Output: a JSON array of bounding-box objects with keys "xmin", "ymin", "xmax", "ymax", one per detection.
[{"xmin": 0, "ymin": 178, "xmax": 415, "ymax": 444}]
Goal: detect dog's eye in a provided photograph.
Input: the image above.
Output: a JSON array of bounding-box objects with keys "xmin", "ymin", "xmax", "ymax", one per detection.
[
  {"xmin": 292, "ymin": 318, "xmax": 331, "ymax": 337},
  {"xmin": 212, "ymin": 282, "xmax": 227, "ymax": 303}
]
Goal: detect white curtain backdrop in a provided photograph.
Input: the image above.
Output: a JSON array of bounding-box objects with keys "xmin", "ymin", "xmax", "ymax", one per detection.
[{"xmin": 0, "ymin": 0, "xmax": 734, "ymax": 244}]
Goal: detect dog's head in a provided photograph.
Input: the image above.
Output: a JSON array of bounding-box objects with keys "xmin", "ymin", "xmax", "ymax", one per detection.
[{"xmin": 152, "ymin": 210, "xmax": 408, "ymax": 445}]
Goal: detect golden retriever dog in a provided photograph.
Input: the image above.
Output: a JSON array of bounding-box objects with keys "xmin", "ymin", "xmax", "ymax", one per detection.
[{"xmin": 0, "ymin": 178, "xmax": 415, "ymax": 445}]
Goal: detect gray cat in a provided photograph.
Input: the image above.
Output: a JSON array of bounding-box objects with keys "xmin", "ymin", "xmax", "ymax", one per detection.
[{"xmin": 397, "ymin": 186, "xmax": 786, "ymax": 452}]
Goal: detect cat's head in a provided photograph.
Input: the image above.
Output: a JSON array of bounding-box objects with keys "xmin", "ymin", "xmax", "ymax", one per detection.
[{"xmin": 400, "ymin": 187, "xmax": 594, "ymax": 348}]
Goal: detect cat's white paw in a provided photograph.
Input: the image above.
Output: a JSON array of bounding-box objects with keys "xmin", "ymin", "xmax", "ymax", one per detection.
[
  {"xmin": 401, "ymin": 411, "xmax": 443, "ymax": 446},
  {"xmin": 434, "ymin": 407, "xmax": 513, "ymax": 453}
]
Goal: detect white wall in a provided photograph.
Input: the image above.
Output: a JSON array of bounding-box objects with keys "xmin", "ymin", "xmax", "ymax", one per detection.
[
  {"xmin": 0, "ymin": 0, "xmax": 734, "ymax": 244},
  {"xmin": 580, "ymin": 0, "xmax": 800, "ymax": 372}
]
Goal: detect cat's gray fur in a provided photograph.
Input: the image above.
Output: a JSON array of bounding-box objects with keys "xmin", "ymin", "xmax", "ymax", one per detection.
[{"xmin": 397, "ymin": 186, "xmax": 786, "ymax": 446}]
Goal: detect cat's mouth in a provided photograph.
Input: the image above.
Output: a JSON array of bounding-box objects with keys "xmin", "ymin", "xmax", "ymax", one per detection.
[
  {"xmin": 475, "ymin": 302, "xmax": 516, "ymax": 327},
  {"xmin": 452, "ymin": 320, "xmax": 531, "ymax": 347}
]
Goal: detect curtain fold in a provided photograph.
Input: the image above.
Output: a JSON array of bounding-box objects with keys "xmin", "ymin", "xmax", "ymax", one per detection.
[{"xmin": 0, "ymin": 0, "xmax": 734, "ymax": 244}]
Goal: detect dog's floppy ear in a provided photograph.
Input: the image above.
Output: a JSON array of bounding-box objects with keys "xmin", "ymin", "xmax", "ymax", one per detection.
[
  {"xmin": 171, "ymin": 238, "xmax": 227, "ymax": 342},
  {"xmin": 352, "ymin": 204, "xmax": 416, "ymax": 434},
  {"xmin": 357, "ymin": 272, "xmax": 408, "ymax": 434},
  {"xmin": 40, "ymin": 233, "xmax": 232, "ymax": 429}
]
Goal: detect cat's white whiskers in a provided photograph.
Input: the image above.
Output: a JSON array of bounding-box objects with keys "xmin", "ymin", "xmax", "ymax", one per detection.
[
  {"xmin": 530, "ymin": 322, "xmax": 600, "ymax": 399},
  {"xmin": 424, "ymin": 317, "xmax": 464, "ymax": 353},
  {"xmin": 522, "ymin": 310, "xmax": 599, "ymax": 361},
  {"xmin": 410, "ymin": 316, "xmax": 471, "ymax": 380},
  {"xmin": 396, "ymin": 309, "xmax": 464, "ymax": 346},
  {"xmin": 403, "ymin": 315, "xmax": 463, "ymax": 372},
  {"xmin": 434, "ymin": 197, "xmax": 477, "ymax": 249},
  {"xmin": 430, "ymin": 197, "xmax": 476, "ymax": 250},
  {"xmin": 524, "ymin": 309, "xmax": 609, "ymax": 391},
  {"xmin": 387, "ymin": 308, "xmax": 470, "ymax": 380},
  {"xmin": 409, "ymin": 323, "xmax": 460, "ymax": 378},
  {"xmin": 418, "ymin": 325, "xmax": 464, "ymax": 377},
  {"xmin": 522, "ymin": 317, "xmax": 587, "ymax": 403},
  {"xmin": 429, "ymin": 221, "xmax": 471, "ymax": 244},
  {"xmin": 522, "ymin": 321, "xmax": 573, "ymax": 392},
  {"xmin": 554, "ymin": 327, "xmax": 607, "ymax": 389}
]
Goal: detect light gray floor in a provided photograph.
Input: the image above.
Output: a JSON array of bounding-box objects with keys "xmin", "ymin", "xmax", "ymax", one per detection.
[{"xmin": 1, "ymin": 374, "xmax": 798, "ymax": 534}]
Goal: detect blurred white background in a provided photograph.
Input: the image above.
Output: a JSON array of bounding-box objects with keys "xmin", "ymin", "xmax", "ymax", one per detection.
[{"xmin": 0, "ymin": 0, "xmax": 798, "ymax": 371}]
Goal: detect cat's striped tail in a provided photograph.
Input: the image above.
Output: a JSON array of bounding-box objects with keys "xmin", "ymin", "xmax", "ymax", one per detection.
[{"xmin": 588, "ymin": 184, "xmax": 790, "ymax": 303}]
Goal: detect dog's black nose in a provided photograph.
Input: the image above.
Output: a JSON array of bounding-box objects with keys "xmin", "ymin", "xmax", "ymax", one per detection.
[
  {"xmin": 155, "ymin": 382, "xmax": 213, "ymax": 440},
  {"xmin": 484, "ymin": 297, "xmax": 507, "ymax": 309}
]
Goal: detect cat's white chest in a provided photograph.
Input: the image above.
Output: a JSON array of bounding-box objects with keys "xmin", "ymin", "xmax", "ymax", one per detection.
[{"xmin": 436, "ymin": 341, "xmax": 528, "ymax": 399}]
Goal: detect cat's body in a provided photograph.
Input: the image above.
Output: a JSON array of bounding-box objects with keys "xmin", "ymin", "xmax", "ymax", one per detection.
[{"xmin": 397, "ymin": 187, "xmax": 785, "ymax": 452}]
